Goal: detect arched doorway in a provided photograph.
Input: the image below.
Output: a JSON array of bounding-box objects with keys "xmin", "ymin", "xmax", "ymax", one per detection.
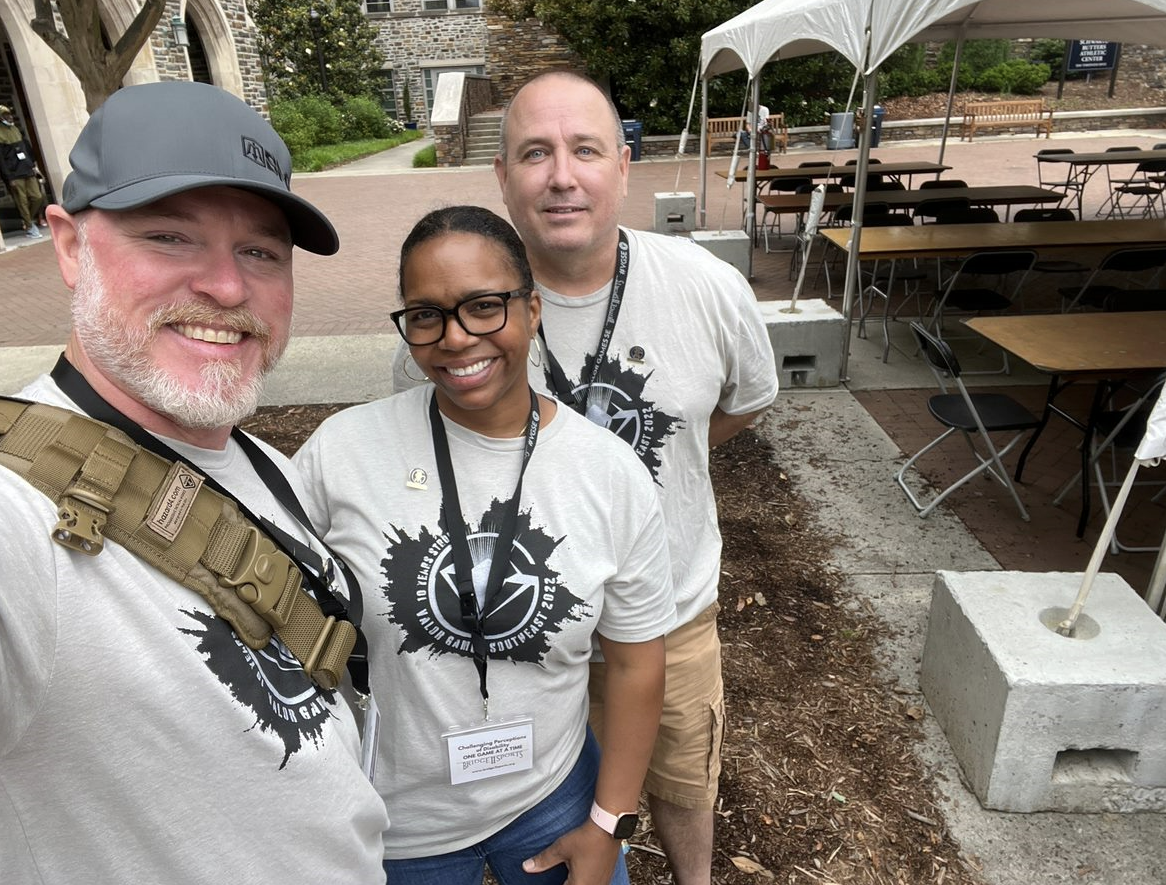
[{"xmin": 186, "ymin": 15, "xmax": 213, "ymax": 84}]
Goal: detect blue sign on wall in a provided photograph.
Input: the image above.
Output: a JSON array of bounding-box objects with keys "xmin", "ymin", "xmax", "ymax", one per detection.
[{"xmin": 1067, "ymin": 40, "xmax": 1119, "ymax": 72}]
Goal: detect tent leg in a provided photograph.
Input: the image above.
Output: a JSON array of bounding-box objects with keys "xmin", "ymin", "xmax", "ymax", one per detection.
[
  {"xmin": 839, "ymin": 71, "xmax": 877, "ymax": 383},
  {"xmin": 699, "ymin": 79, "xmax": 709, "ymax": 229},
  {"xmin": 937, "ymin": 29, "xmax": 967, "ymax": 167},
  {"xmin": 745, "ymin": 77, "xmax": 760, "ymax": 278}
]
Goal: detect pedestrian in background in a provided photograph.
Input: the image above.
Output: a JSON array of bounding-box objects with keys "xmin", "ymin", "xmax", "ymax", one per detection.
[{"xmin": 0, "ymin": 104, "xmax": 46, "ymax": 239}]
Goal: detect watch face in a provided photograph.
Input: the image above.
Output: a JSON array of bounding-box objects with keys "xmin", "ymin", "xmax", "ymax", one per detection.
[{"xmin": 613, "ymin": 813, "xmax": 638, "ymax": 840}]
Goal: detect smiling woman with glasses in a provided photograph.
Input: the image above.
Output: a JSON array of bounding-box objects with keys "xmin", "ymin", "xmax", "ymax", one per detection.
[{"xmin": 294, "ymin": 205, "xmax": 675, "ymax": 885}]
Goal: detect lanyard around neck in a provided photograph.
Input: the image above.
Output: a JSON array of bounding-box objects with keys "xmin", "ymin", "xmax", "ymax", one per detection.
[
  {"xmin": 49, "ymin": 355, "xmax": 369, "ymax": 693},
  {"xmin": 427, "ymin": 388, "xmax": 540, "ymax": 715},
  {"xmin": 539, "ymin": 228, "xmax": 630, "ymax": 412}
]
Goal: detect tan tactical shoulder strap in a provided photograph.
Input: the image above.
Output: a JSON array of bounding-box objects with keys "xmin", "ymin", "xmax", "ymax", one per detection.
[{"xmin": 0, "ymin": 397, "xmax": 354, "ymax": 690}]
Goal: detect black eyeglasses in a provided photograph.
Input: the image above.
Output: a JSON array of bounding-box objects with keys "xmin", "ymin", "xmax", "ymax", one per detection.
[{"xmin": 391, "ymin": 289, "xmax": 530, "ymax": 346}]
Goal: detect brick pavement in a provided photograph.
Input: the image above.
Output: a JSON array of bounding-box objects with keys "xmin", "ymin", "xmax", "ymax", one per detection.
[
  {"xmin": 2, "ymin": 130, "xmax": 1164, "ymax": 591},
  {"xmin": 6, "ymin": 129, "xmax": 1166, "ymax": 343}
]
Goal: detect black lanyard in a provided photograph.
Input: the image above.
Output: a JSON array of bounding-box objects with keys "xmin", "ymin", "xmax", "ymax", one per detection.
[
  {"xmin": 539, "ymin": 228, "xmax": 630, "ymax": 412},
  {"xmin": 50, "ymin": 355, "xmax": 369, "ymax": 694},
  {"xmin": 428, "ymin": 388, "xmax": 539, "ymax": 715}
]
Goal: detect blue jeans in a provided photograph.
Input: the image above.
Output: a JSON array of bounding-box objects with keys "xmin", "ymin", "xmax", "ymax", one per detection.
[{"xmin": 383, "ymin": 730, "xmax": 629, "ymax": 885}]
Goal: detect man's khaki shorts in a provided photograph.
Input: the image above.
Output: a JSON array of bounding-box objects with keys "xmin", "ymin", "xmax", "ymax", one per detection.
[{"xmin": 589, "ymin": 602, "xmax": 724, "ymax": 810}]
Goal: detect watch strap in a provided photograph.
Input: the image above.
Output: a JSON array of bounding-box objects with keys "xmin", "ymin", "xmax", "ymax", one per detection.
[{"xmin": 589, "ymin": 801, "xmax": 636, "ymax": 838}]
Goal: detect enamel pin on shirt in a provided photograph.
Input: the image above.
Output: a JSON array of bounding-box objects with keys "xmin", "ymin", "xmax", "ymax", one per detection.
[{"xmin": 406, "ymin": 467, "xmax": 429, "ymax": 490}]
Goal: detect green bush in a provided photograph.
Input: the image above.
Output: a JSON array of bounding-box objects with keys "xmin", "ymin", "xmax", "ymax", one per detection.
[
  {"xmin": 976, "ymin": 60, "xmax": 1051, "ymax": 95},
  {"xmin": 880, "ymin": 66, "xmax": 945, "ymax": 98},
  {"xmin": 298, "ymin": 95, "xmax": 343, "ymax": 144},
  {"xmin": 1030, "ymin": 39, "xmax": 1067, "ymax": 75},
  {"xmin": 938, "ymin": 39, "xmax": 1011, "ymax": 76},
  {"xmin": 270, "ymin": 95, "xmax": 344, "ymax": 148},
  {"xmin": 341, "ymin": 96, "xmax": 389, "ymax": 140},
  {"xmin": 269, "ymin": 102, "xmax": 317, "ymax": 155},
  {"xmin": 413, "ymin": 144, "xmax": 436, "ymax": 168}
]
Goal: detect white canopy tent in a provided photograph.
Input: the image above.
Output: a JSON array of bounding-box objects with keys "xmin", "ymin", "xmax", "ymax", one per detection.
[{"xmin": 698, "ymin": 0, "xmax": 1166, "ymax": 377}]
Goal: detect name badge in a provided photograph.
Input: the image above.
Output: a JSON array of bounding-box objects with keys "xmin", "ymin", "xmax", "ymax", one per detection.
[{"xmin": 442, "ymin": 714, "xmax": 534, "ymax": 785}]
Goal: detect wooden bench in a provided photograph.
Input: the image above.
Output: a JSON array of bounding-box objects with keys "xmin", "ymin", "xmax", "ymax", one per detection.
[
  {"xmin": 960, "ymin": 99, "xmax": 1053, "ymax": 142},
  {"xmin": 705, "ymin": 114, "xmax": 788, "ymax": 155}
]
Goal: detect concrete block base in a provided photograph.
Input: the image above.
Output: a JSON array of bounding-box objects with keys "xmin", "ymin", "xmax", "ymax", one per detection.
[
  {"xmin": 921, "ymin": 570, "xmax": 1166, "ymax": 812},
  {"xmin": 689, "ymin": 229, "xmax": 750, "ymax": 277},
  {"xmin": 757, "ymin": 299, "xmax": 843, "ymax": 388},
  {"xmin": 654, "ymin": 192, "xmax": 696, "ymax": 233}
]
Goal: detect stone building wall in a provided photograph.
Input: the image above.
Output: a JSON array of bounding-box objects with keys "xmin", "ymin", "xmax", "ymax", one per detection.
[
  {"xmin": 1112, "ymin": 45, "xmax": 1166, "ymax": 90},
  {"xmin": 484, "ymin": 11, "xmax": 582, "ymax": 105},
  {"xmin": 227, "ymin": 0, "xmax": 269, "ymax": 112},
  {"xmin": 98, "ymin": 0, "xmax": 267, "ymax": 113},
  {"xmin": 367, "ymin": 1, "xmax": 487, "ymax": 129}
]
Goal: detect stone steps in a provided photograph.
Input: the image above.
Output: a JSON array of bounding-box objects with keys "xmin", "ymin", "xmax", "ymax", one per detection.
[{"xmin": 465, "ymin": 113, "xmax": 502, "ymax": 166}]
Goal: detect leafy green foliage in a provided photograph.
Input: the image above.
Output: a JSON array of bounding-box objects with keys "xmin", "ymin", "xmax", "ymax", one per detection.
[
  {"xmin": 341, "ymin": 95, "xmax": 392, "ymax": 140},
  {"xmin": 878, "ymin": 44, "xmax": 945, "ymax": 98},
  {"xmin": 254, "ymin": 0, "xmax": 384, "ymax": 102},
  {"xmin": 1030, "ymin": 39, "xmax": 1067, "ymax": 72},
  {"xmin": 412, "ymin": 144, "xmax": 437, "ymax": 168},
  {"xmin": 270, "ymin": 94, "xmax": 343, "ymax": 149},
  {"xmin": 975, "ymin": 60, "xmax": 1051, "ymax": 95}
]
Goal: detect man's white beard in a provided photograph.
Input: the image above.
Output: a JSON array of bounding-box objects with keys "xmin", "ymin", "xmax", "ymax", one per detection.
[{"xmin": 70, "ymin": 238, "xmax": 285, "ymax": 432}]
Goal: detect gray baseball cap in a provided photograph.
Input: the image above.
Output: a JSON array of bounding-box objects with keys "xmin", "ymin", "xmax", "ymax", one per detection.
[{"xmin": 62, "ymin": 81, "xmax": 339, "ymax": 255}]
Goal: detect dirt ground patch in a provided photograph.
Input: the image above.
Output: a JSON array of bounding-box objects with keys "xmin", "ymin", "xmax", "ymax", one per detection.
[{"xmin": 242, "ymin": 403, "xmax": 984, "ymax": 884}]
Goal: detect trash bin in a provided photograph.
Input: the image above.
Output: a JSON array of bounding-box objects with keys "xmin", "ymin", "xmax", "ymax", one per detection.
[
  {"xmin": 826, "ymin": 112, "xmax": 855, "ymax": 150},
  {"xmin": 621, "ymin": 120, "xmax": 643, "ymax": 161},
  {"xmin": 870, "ymin": 105, "xmax": 886, "ymax": 148}
]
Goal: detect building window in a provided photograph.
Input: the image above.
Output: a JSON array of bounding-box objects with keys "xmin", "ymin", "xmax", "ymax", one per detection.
[
  {"xmin": 421, "ymin": 65, "xmax": 483, "ymax": 116},
  {"xmin": 372, "ymin": 69, "xmax": 397, "ymax": 118},
  {"xmin": 422, "ymin": 0, "xmax": 480, "ymax": 10},
  {"xmin": 364, "ymin": 0, "xmax": 392, "ymax": 12}
]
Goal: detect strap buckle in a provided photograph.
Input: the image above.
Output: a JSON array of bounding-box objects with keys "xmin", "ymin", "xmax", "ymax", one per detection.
[
  {"xmin": 53, "ymin": 489, "xmax": 109, "ymax": 555},
  {"xmin": 219, "ymin": 525, "xmax": 294, "ymax": 628}
]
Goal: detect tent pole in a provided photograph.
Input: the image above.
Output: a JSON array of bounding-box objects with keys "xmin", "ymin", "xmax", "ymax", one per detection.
[
  {"xmin": 745, "ymin": 76, "xmax": 760, "ymax": 277},
  {"xmin": 937, "ymin": 30, "xmax": 967, "ymax": 167},
  {"xmin": 839, "ymin": 70, "xmax": 877, "ymax": 382},
  {"xmin": 700, "ymin": 78, "xmax": 709, "ymax": 229}
]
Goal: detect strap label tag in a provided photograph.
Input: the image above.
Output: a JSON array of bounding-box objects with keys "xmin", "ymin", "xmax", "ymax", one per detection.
[{"xmin": 146, "ymin": 462, "xmax": 205, "ymax": 541}]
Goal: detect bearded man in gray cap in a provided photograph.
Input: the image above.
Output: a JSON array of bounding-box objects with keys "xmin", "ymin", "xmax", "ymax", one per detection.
[{"xmin": 0, "ymin": 81, "xmax": 388, "ymax": 883}]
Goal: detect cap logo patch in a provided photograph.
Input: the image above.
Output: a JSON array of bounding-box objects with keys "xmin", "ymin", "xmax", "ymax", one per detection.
[{"xmin": 241, "ymin": 136, "xmax": 290, "ymax": 188}]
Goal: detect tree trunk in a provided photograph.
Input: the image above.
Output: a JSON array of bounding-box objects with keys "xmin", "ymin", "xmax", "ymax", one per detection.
[{"xmin": 31, "ymin": 0, "xmax": 167, "ymax": 113}]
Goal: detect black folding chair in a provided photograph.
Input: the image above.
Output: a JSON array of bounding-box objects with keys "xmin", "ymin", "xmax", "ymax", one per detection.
[
  {"xmin": 1034, "ymin": 148, "xmax": 1085, "ymax": 217},
  {"xmin": 1109, "ymin": 159, "xmax": 1166, "ymax": 219},
  {"xmin": 895, "ymin": 323, "xmax": 1040, "ymax": 520},
  {"xmin": 1012, "ymin": 207, "xmax": 1089, "ymax": 286},
  {"xmin": 925, "ymin": 249, "xmax": 1036, "ymax": 374},
  {"xmin": 1061, "ymin": 246, "xmax": 1166, "ymax": 312}
]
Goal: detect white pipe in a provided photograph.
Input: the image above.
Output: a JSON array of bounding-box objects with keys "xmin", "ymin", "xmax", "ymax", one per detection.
[{"xmin": 1058, "ymin": 462, "xmax": 1142, "ymax": 635}]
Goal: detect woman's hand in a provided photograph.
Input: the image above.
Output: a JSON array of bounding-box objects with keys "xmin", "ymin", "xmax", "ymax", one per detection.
[{"xmin": 522, "ymin": 821, "xmax": 621, "ymax": 884}]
